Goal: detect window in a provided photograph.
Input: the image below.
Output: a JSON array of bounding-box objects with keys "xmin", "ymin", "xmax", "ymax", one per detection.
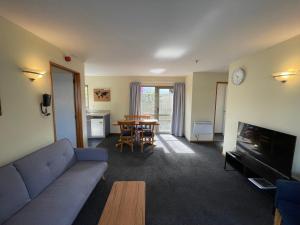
[
  {"xmin": 85, "ymin": 85, "xmax": 89, "ymax": 109},
  {"xmin": 141, "ymin": 86, "xmax": 173, "ymax": 133}
]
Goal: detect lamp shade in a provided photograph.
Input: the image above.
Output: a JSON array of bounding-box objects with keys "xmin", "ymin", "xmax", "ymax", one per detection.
[
  {"xmin": 272, "ymin": 71, "xmax": 297, "ymax": 83},
  {"xmin": 22, "ymin": 69, "xmax": 45, "ymax": 81}
]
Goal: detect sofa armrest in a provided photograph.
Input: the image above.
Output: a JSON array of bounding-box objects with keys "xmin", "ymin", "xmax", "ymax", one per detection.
[
  {"xmin": 275, "ymin": 179, "xmax": 300, "ymax": 207},
  {"xmin": 74, "ymin": 148, "xmax": 108, "ymax": 161}
]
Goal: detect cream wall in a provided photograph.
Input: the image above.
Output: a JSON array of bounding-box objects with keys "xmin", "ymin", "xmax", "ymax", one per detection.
[
  {"xmin": 185, "ymin": 72, "xmax": 228, "ymax": 141},
  {"xmin": 223, "ymin": 34, "xmax": 300, "ymax": 178},
  {"xmin": 85, "ymin": 76, "xmax": 186, "ymax": 133},
  {"xmin": 0, "ymin": 17, "xmax": 87, "ymax": 166}
]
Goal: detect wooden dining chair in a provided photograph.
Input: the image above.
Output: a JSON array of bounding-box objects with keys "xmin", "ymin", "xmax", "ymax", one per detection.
[
  {"xmin": 117, "ymin": 120, "xmax": 136, "ymax": 152},
  {"xmin": 139, "ymin": 115, "xmax": 151, "ymax": 120},
  {"xmin": 124, "ymin": 115, "xmax": 151, "ymax": 120},
  {"xmin": 139, "ymin": 121, "xmax": 156, "ymax": 152},
  {"xmin": 124, "ymin": 115, "xmax": 138, "ymax": 120},
  {"xmin": 124, "ymin": 115, "xmax": 151, "ymax": 134}
]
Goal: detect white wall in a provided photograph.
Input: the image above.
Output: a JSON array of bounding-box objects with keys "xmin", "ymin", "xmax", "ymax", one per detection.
[
  {"xmin": 0, "ymin": 17, "xmax": 86, "ymax": 166},
  {"xmin": 223, "ymin": 34, "xmax": 300, "ymax": 178},
  {"xmin": 85, "ymin": 76, "xmax": 186, "ymax": 133},
  {"xmin": 184, "ymin": 75, "xmax": 193, "ymax": 140},
  {"xmin": 185, "ymin": 72, "xmax": 228, "ymax": 141}
]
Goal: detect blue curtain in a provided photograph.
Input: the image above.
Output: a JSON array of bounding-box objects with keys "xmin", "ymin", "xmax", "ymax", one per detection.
[{"xmin": 171, "ymin": 83, "xmax": 185, "ymax": 136}]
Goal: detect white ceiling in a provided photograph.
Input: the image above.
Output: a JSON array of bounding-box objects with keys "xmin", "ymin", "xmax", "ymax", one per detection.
[{"xmin": 1, "ymin": 0, "xmax": 300, "ymax": 76}]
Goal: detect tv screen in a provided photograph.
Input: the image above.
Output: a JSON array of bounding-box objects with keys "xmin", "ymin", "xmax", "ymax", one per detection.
[{"xmin": 236, "ymin": 122, "xmax": 296, "ymax": 177}]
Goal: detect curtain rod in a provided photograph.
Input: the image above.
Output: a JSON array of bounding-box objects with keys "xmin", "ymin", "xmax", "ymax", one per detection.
[{"xmin": 141, "ymin": 81, "xmax": 181, "ymax": 86}]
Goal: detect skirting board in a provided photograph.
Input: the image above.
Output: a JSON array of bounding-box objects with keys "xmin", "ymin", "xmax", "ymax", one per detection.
[{"xmin": 190, "ymin": 140, "xmax": 214, "ymax": 143}]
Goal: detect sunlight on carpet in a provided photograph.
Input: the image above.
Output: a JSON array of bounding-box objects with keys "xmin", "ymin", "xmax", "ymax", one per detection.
[{"xmin": 156, "ymin": 134, "xmax": 195, "ymax": 154}]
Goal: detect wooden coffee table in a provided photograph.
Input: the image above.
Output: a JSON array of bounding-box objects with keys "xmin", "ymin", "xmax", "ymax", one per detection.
[{"xmin": 98, "ymin": 181, "xmax": 145, "ymax": 225}]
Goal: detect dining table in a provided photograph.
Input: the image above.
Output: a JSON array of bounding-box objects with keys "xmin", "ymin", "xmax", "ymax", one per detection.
[
  {"xmin": 112, "ymin": 119, "xmax": 160, "ymax": 126},
  {"xmin": 113, "ymin": 119, "xmax": 160, "ymax": 148}
]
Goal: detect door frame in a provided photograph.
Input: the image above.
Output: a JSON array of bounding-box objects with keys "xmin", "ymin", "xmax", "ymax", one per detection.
[
  {"xmin": 49, "ymin": 62, "xmax": 84, "ymax": 147},
  {"xmin": 213, "ymin": 82, "xmax": 228, "ymax": 135},
  {"xmin": 156, "ymin": 86, "xmax": 174, "ymax": 133},
  {"xmin": 140, "ymin": 85, "xmax": 174, "ymax": 133}
]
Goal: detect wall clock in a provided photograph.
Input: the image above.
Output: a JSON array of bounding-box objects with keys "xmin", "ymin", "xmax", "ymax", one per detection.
[{"xmin": 231, "ymin": 67, "xmax": 246, "ymax": 85}]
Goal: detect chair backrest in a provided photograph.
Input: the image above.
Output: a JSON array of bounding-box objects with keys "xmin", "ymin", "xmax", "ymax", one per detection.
[
  {"xmin": 139, "ymin": 115, "xmax": 151, "ymax": 119},
  {"xmin": 124, "ymin": 115, "xmax": 151, "ymax": 120},
  {"xmin": 118, "ymin": 120, "xmax": 136, "ymax": 136},
  {"xmin": 139, "ymin": 121, "xmax": 156, "ymax": 132}
]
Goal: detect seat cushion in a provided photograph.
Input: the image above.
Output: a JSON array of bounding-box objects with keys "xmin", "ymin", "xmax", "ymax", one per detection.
[
  {"xmin": 4, "ymin": 161, "xmax": 108, "ymax": 225},
  {"xmin": 14, "ymin": 139, "xmax": 76, "ymax": 198},
  {"xmin": 278, "ymin": 200, "xmax": 300, "ymax": 225},
  {"xmin": 0, "ymin": 165, "xmax": 30, "ymax": 224},
  {"xmin": 142, "ymin": 130, "xmax": 153, "ymax": 137},
  {"xmin": 121, "ymin": 130, "xmax": 132, "ymax": 136}
]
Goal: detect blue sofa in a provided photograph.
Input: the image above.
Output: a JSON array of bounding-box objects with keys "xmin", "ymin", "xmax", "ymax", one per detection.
[
  {"xmin": 274, "ymin": 179, "xmax": 300, "ymax": 225},
  {"xmin": 0, "ymin": 139, "xmax": 108, "ymax": 225}
]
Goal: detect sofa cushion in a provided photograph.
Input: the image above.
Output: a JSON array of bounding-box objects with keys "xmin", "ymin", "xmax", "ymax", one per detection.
[
  {"xmin": 75, "ymin": 148, "xmax": 108, "ymax": 161},
  {"xmin": 4, "ymin": 161, "xmax": 108, "ymax": 225},
  {"xmin": 14, "ymin": 139, "xmax": 76, "ymax": 199},
  {"xmin": 0, "ymin": 165, "xmax": 30, "ymax": 224},
  {"xmin": 278, "ymin": 200, "xmax": 300, "ymax": 225}
]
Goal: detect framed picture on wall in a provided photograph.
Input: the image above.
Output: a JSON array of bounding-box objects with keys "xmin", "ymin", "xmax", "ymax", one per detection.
[{"xmin": 93, "ymin": 88, "xmax": 111, "ymax": 102}]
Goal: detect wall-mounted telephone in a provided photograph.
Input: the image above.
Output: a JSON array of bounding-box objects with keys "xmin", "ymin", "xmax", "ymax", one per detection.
[{"xmin": 40, "ymin": 94, "xmax": 51, "ymax": 116}]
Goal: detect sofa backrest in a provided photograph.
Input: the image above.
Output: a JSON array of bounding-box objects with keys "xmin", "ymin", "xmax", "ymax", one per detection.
[
  {"xmin": 0, "ymin": 165, "xmax": 31, "ymax": 224},
  {"xmin": 14, "ymin": 139, "xmax": 76, "ymax": 199}
]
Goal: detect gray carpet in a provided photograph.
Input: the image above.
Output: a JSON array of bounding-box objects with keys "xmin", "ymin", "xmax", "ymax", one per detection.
[{"xmin": 73, "ymin": 134, "xmax": 274, "ymax": 225}]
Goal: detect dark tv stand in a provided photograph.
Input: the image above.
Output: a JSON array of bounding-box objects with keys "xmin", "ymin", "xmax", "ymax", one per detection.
[
  {"xmin": 224, "ymin": 151, "xmax": 290, "ymax": 189},
  {"xmin": 224, "ymin": 151, "xmax": 242, "ymax": 170}
]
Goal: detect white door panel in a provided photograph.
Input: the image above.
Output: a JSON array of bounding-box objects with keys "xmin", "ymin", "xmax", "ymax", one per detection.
[
  {"xmin": 52, "ymin": 68, "xmax": 77, "ymax": 146},
  {"xmin": 214, "ymin": 83, "xmax": 227, "ymax": 134}
]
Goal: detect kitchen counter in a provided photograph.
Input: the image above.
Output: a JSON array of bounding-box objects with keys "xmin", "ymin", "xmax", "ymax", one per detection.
[{"xmin": 86, "ymin": 110, "xmax": 110, "ymax": 117}]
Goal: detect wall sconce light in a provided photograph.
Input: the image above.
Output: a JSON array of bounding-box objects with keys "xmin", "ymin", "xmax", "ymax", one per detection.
[
  {"xmin": 41, "ymin": 94, "xmax": 51, "ymax": 116},
  {"xmin": 22, "ymin": 69, "xmax": 46, "ymax": 81},
  {"xmin": 272, "ymin": 71, "xmax": 298, "ymax": 83}
]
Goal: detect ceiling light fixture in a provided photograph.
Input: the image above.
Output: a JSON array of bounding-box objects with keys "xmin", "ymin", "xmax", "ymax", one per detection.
[
  {"xmin": 155, "ymin": 47, "xmax": 186, "ymax": 59},
  {"xmin": 150, "ymin": 68, "xmax": 166, "ymax": 74}
]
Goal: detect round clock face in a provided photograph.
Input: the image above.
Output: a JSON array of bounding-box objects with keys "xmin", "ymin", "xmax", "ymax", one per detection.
[{"xmin": 232, "ymin": 68, "xmax": 246, "ymax": 85}]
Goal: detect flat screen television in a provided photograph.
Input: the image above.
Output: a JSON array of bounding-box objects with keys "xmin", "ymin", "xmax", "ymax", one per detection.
[{"xmin": 236, "ymin": 122, "xmax": 296, "ymax": 177}]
